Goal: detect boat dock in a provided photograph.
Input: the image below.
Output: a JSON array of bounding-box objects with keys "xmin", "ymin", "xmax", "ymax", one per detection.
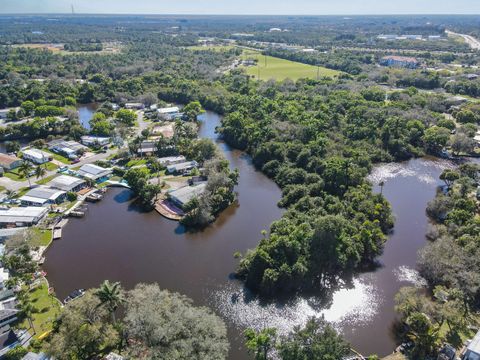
[
  {"xmin": 52, "ymin": 219, "xmax": 69, "ymax": 240},
  {"xmin": 154, "ymin": 197, "xmax": 184, "ymax": 221}
]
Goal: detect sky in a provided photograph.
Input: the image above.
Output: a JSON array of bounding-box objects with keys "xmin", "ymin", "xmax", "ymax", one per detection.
[{"xmin": 1, "ymin": 0, "xmax": 480, "ymax": 15}]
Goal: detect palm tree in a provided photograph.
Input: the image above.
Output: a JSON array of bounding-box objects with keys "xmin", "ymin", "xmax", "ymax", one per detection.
[
  {"xmin": 379, "ymin": 181, "xmax": 385, "ymax": 195},
  {"xmin": 5, "ymin": 189, "xmax": 16, "ymax": 199},
  {"xmin": 34, "ymin": 166, "xmax": 46, "ymax": 181},
  {"xmin": 19, "ymin": 161, "xmax": 33, "ymax": 188},
  {"xmin": 94, "ymin": 280, "xmax": 125, "ymax": 323}
]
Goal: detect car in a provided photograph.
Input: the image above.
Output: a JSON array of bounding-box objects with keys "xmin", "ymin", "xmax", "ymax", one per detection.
[
  {"xmin": 58, "ymin": 166, "xmax": 68, "ymax": 173},
  {"xmin": 71, "ymin": 158, "xmax": 80, "ymax": 164}
]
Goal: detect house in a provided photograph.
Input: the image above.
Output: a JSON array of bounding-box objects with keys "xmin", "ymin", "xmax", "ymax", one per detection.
[
  {"xmin": 48, "ymin": 140, "xmax": 88, "ymax": 160},
  {"xmin": 168, "ymin": 183, "xmax": 206, "ymax": 208},
  {"xmin": 80, "ymin": 136, "xmax": 110, "ymax": 147},
  {"xmin": 462, "ymin": 329, "xmax": 480, "ymax": 359},
  {"xmin": 125, "ymin": 102, "xmax": 144, "ymax": 110},
  {"xmin": 0, "ymin": 207, "xmax": 48, "ymax": 227},
  {"xmin": 22, "ymin": 352, "xmax": 49, "ymax": 360},
  {"xmin": 380, "ymin": 55, "xmax": 419, "ymax": 69},
  {"xmin": 0, "ymin": 109, "xmax": 10, "ymax": 120},
  {"xmin": 21, "ymin": 149, "xmax": 52, "ymax": 165},
  {"xmin": 0, "ymin": 269, "xmax": 8, "ymax": 290},
  {"xmin": 48, "ymin": 175, "xmax": 86, "ymax": 192},
  {"xmin": 166, "ymin": 161, "xmax": 198, "ymax": 174},
  {"xmin": 158, "ymin": 156, "xmax": 186, "ymax": 166},
  {"xmin": 0, "ymin": 310, "xmax": 18, "ymax": 328},
  {"xmin": 138, "ymin": 141, "xmax": 157, "ymax": 156},
  {"xmin": 157, "ymin": 106, "xmax": 181, "ymax": 120},
  {"xmin": 0, "ymin": 154, "xmax": 22, "ymax": 171},
  {"xmin": 0, "ymin": 328, "xmax": 20, "ymax": 358},
  {"xmin": 466, "ymin": 74, "xmax": 479, "ymax": 80},
  {"xmin": 77, "ymin": 164, "xmax": 112, "ymax": 182},
  {"xmin": 19, "ymin": 186, "xmax": 66, "ymax": 207}
]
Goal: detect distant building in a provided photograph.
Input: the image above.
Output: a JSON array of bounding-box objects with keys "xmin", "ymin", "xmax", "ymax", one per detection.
[
  {"xmin": 166, "ymin": 161, "xmax": 198, "ymax": 175},
  {"xmin": 269, "ymin": 28, "xmax": 282, "ymax": 32},
  {"xmin": 466, "ymin": 73, "xmax": 479, "ymax": 80},
  {"xmin": 168, "ymin": 183, "xmax": 206, "ymax": 208},
  {"xmin": 157, "ymin": 106, "xmax": 181, "ymax": 120},
  {"xmin": 80, "ymin": 136, "xmax": 110, "ymax": 147},
  {"xmin": 158, "ymin": 156, "xmax": 186, "ymax": 166},
  {"xmin": 124, "ymin": 102, "xmax": 144, "ymax": 110},
  {"xmin": 0, "ymin": 207, "xmax": 48, "ymax": 227},
  {"xmin": 0, "ymin": 154, "xmax": 22, "ymax": 171},
  {"xmin": 77, "ymin": 164, "xmax": 112, "ymax": 182},
  {"xmin": 19, "ymin": 186, "xmax": 66, "ymax": 207},
  {"xmin": 380, "ymin": 55, "xmax": 419, "ymax": 69},
  {"xmin": 21, "ymin": 149, "xmax": 52, "ymax": 165},
  {"xmin": 48, "ymin": 175, "xmax": 86, "ymax": 192}
]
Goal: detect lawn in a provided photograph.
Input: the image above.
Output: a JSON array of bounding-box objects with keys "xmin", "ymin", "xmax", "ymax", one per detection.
[
  {"xmin": 241, "ymin": 50, "xmax": 340, "ymax": 81},
  {"xmin": 43, "ymin": 150, "xmax": 71, "ymax": 164},
  {"xmin": 28, "ymin": 228, "xmax": 52, "ymax": 247},
  {"xmin": 36, "ymin": 174, "xmax": 58, "ymax": 185},
  {"xmin": 19, "ymin": 280, "xmax": 60, "ymax": 339},
  {"xmin": 126, "ymin": 158, "xmax": 147, "ymax": 167},
  {"xmin": 43, "ymin": 162, "xmax": 58, "ymax": 171},
  {"xmin": 4, "ymin": 171, "xmax": 24, "ymax": 181}
]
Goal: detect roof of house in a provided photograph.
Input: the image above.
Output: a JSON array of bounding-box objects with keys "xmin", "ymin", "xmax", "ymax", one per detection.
[
  {"xmin": 48, "ymin": 175, "xmax": 86, "ymax": 191},
  {"xmin": 167, "ymin": 161, "xmax": 198, "ymax": 172},
  {"xmin": 169, "ymin": 183, "xmax": 206, "ymax": 205},
  {"xmin": 0, "ymin": 207, "xmax": 48, "ymax": 223},
  {"xmin": 81, "ymin": 136, "xmax": 110, "ymax": 143},
  {"xmin": 382, "ymin": 55, "xmax": 419, "ymax": 63},
  {"xmin": 77, "ymin": 164, "xmax": 111, "ymax": 179},
  {"xmin": 22, "ymin": 149, "xmax": 51, "ymax": 161},
  {"xmin": 0, "ymin": 329, "xmax": 19, "ymax": 350},
  {"xmin": 158, "ymin": 156, "xmax": 186, "ymax": 164},
  {"xmin": 157, "ymin": 106, "xmax": 180, "ymax": 114},
  {"xmin": 0, "ymin": 154, "xmax": 20, "ymax": 167},
  {"xmin": 468, "ymin": 330, "xmax": 480, "ymax": 355},
  {"xmin": 19, "ymin": 186, "xmax": 66, "ymax": 204}
]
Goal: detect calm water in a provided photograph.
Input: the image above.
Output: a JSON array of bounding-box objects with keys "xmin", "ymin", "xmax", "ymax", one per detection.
[
  {"xmin": 77, "ymin": 103, "xmax": 98, "ymax": 130},
  {"xmin": 43, "ymin": 111, "xmax": 453, "ymax": 358}
]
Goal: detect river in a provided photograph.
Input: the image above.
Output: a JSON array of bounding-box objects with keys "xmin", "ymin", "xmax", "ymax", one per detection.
[
  {"xmin": 43, "ymin": 111, "xmax": 453, "ymax": 358},
  {"xmin": 77, "ymin": 103, "xmax": 98, "ymax": 130}
]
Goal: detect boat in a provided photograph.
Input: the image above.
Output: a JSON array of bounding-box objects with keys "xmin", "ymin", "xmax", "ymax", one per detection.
[{"xmin": 63, "ymin": 289, "xmax": 86, "ymax": 304}]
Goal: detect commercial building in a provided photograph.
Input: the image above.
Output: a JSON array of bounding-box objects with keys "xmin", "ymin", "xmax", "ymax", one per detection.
[
  {"xmin": 0, "ymin": 154, "xmax": 22, "ymax": 171},
  {"xmin": 21, "ymin": 149, "xmax": 52, "ymax": 165},
  {"xmin": 166, "ymin": 161, "xmax": 198, "ymax": 174},
  {"xmin": 19, "ymin": 186, "xmax": 66, "ymax": 207},
  {"xmin": 80, "ymin": 136, "xmax": 110, "ymax": 147},
  {"xmin": 48, "ymin": 175, "xmax": 86, "ymax": 192},
  {"xmin": 168, "ymin": 183, "xmax": 206, "ymax": 208},
  {"xmin": 380, "ymin": 55, "xmax": 419, "ymax": 69},
  {"xmin": 0, "ymin": 207, "xmax": 48, "ymax": 227},
  {"xmin": 77, "ymin": 164, "xmax": 112, "ymax": 182}
]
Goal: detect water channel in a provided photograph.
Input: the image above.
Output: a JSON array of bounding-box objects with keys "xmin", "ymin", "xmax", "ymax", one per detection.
[{"xmin": 43, "ymin": 110, "xmax": 453, "ymax": 358}]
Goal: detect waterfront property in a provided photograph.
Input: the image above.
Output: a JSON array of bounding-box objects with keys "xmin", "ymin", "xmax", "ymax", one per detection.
[
  {"xmin": 0, "ymin": 207, "xmax": 48, "ymax": 227},
  {"xmin": 0, "ymin": 154, "xmax": 22, "ymax": 171},
  {"xmin": 19, "ymin": 186, "xmax": 66, "ymax": 207},
  {"xmin": 0, "ymin": 328, "xmax": 21, "ymax": 358},
  {"xmin": 158, "ymin": 155, "xmax": 186, "ymax": 166},
  {"xmin": 47, "ymin": 175, "xmax": 86, "ymax": 192},
  {"xmin": 77, "ymin": 164, "xmax": 112, "ymax": 182},
  {"xmin": 48, "ymin": 140, "xmax": 88, "ymax": 160},
  {"xmin": 168, "ymin": 183, "xmax": 206, "ymax": 208},
  {"xmin": 380, "ymin": 55, "xmax": 419, "ymax": 68},
  {"xmin": 157, "ymin": 106, "xmax": 181, "ymax": 120},
  {"xmin": 21, "ymin": 149, "xmax": 53, "ymax": 165},
  {"xmin": 80, "ymin": 136, "xmax": 110, "ymax": 147},
  {"xmin": 125, "ymin": 102, "xmax": 144, "ymax": 110},
  {"xmin": 166, "ymin": 160, "xmax": 198, "ymax": 174}
]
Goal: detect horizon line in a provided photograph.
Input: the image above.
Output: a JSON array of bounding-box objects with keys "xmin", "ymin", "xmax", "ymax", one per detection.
[{"xmin": 0, "ymin": 12, "xmax": 479, "ymax": 16}]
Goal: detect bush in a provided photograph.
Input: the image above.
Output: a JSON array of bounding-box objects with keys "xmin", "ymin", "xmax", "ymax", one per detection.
[{"xmin": 66, "ymin": 192, "xmax": 77, "ymax": 202}]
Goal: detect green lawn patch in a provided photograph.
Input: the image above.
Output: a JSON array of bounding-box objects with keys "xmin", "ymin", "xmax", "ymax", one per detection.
[
  {"xmin": 126, "ymin": 158, "xmax": 147, "ymax": 167},
  {"xmin": 15, "ymin": 187, "xmax": 30, "ymax": 198},
  {"xmin": 43, "ymin": 162, "xmax": 58, "ymax": 171},
  {"xmin": 241, "ymin": 50, "xmax": 340, "ymax": 81},
  {"xmin": 28, "ymin": 228, "xmax": 52, "ymax": 247},
  {"xmin": 35, "ymin": 174, "xmax": 58, "ymax": 185},
  {"xmin": 19, "ymin": 280, "xmax": 60, "ymax": 339},
  {"xmin": 43, "ymin": 150, "xmax": 71, "ymax": 164},
  {"xmin": 4, "ymin": 172, "xmax": 24, "ymax": 181}
]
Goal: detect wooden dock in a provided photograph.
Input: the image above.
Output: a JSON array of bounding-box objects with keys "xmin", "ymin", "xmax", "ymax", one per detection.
[
  {"xmin": 154, "ymin": 198, "xmax": 184, "ymax": 221},
  {"xmin": 52, "ymin": 219, "xmax": 69, "ymax": 240}
]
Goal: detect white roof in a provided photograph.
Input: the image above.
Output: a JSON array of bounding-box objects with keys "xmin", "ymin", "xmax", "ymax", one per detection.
[
  {"xmin": 467, "ymin": 330, "xmax": 480, "ymax": 355},
  {"xmin": 48, "ymin": 175, "xmax": 86, "ymax": 191},
  {"xmin": 167, "ymin": 161, "xmax": 197, "ymax": 172},
  {"xmin": 77, "ymin": 164, "xmax": 112, "ymax": 180},
  {"xmin": 0, "ymin": 268, "xmax": 8, "ymax": 284},
  {"xmin": 157, "ymin": 106, "xmax": 180, "ymax": 114},
  {"xmin": 22, "ymin": 149, "xmax": 51, "ymax": 161},
  {"xmin": 169, "ymin": 183, "xmax": 206, "ymax": 205},
  {"xmin": 0, "ymin": 207, "xmax": 48, "ymax": 224},
  {"xmin": 158, "ymin": 156, "xmax": 186, "ymax": 164},
  {"xmin": 19, "ymin": 186, "xmax": 65, "ymax": 204},
  {"xmin": 81, "ymin": 136, "xmax": 110, "ymax": 143}
]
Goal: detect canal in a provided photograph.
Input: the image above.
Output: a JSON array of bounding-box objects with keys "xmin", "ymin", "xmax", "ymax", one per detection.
[{"xmin": 43, "ymin": 111, "xmax": 453, "ymax": 358}]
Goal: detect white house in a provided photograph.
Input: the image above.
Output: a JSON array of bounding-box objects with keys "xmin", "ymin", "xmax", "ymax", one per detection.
[
  {"xmin": 166, "ymin": 161, "xmax": 198, "ymax": 174},
  {"xmin": 77, "ymin": 164, "xmax": 112, "ymax": 182},
  {"xmin": 0, "ymin": 207, "xmax": 48, "ymax": 227},
  {"xmin": 22, "ymin": 149, "xmax": 52, "ymax": 165},
  {"xmin": 19, "ymin": 186, "xmax": 66, "ymax": 207},
  {"xmin": 48, "ymin": 175, "xmax": 86, "ymax": 192},
  {"xmin": 125, "ymin": 102, "xmax": 144, "ymax": 110},
  {"xmin": 168, "ymin": 183, "xmax": 206, "ymax": 208},
  {"xmin": 80, "ymin": 136, "xmax": 110, "ymax": 147},
  {"xmin": 157, "ymin": 106, "xmax": 181, "ymax": 120},
  {"xmin": 158, "ymin": 156, "xmax": 186, "ymax": 166}
]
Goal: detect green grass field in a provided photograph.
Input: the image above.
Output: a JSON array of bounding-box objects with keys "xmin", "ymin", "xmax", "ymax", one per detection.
[
  {"xmin": 28, "ymin": 228, "xmax": 52, "ymax": 247},
  {"xmin": 186, "ymin": 45, "xmax": 235, "ymax": 52},
  {"xmin": 241, "ymin": 50, "xmax": 340, "ymax": 81},
  {"xmin": 36, "ymin": 174, "xmax": 58, "ymax": 185}
]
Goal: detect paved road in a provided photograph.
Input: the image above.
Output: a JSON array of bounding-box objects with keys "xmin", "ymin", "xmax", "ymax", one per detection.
[{"xmin": 446, "ymin": 30, "xmax": 480, "ymax": 51}]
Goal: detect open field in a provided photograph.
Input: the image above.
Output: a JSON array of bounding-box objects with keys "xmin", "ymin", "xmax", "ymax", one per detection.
[
  {"xmin": 241, "ymin": 50, "xmax": 340, "ymax": 81},
  {"xmin": 11, "ymin": 42, "xmax": 123, "ymax": 55},
  {"xmin": 186, "ymin": 45, "xmax": 235, "ymax": 52}
]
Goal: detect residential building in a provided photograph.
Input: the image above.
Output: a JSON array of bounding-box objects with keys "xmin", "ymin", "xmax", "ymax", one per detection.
[
  {"xmin": 0, "ymin": 154, "xmax": 22, "ymax": 171},
  {"xmin": 0, "ymin": 269, "xmax": 8, "ymax": 290},
  {"xmin": 77, "ymin": 164, "xmax": 112, "ymax": 182},
  {"xmin": 0, "ymin": 328, "xmax": 20, "ymax": 358},
  {"xmin": 166, "ymin": 161, "xmax": 198, "ymax": 174},
  {"xmin": 0, "ymin": 109, "xmax": 9, "ymax": 120},
  {"xmin": 48, "ymin": 175, "xmax": 86, "ymax": 192},
  {"xmin": 0, "ymin": 207, "xmax": 48, "ymax": 227},
  {"xmin": 80, "ymin": 136, "xmax": 110, "ymax": 147},
  {"xmin": 466, "ymin": 74, "xmax": 479, "ymax": 80},
  {"xmin": 157, "ymin": 106, "xmax": 181, "ymax": 120},
  {"xmin": 21, "ymin": 149, "xmax": 52, "ymax": 165},
  {"xmin": 19, "ymin": 186, "xmax": 66, "ymax": 207},
  {"xmin": 0, "ymin": 310, "xmax": 18, "ymax": 328},
  {"xmin": 380, "ymin": 55, "xmax": 419, "ymax": 69},
  {"xmin": 138, "ymin": 141, "xmax": 157, "ymax": 156},
  {"xmin": 158, "ymin": 156, "xmax": 186, "ymax": 166},
  {"xmin": 22, "ymin": 352, "xmax": 49, "ymax": 360},
  {"xmin": 462, "ymin": 329, "xmax": 480, "ymax": 359},
  {"xmin": 168, "ymin": 183, "xmax": 206, "ymax": 208},
  {"xmin": 48, "ymin": 140, "xmax": 88, "ymax": 159},
  {"xmin": 125, "ymin": 102, "xmax": 144, "ymax": 110}
]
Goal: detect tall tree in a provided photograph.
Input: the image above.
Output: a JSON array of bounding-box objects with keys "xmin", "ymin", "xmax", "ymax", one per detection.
[{"xmin": 94, "ymin": 280, "xmax": 125, "ymax": 323}]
